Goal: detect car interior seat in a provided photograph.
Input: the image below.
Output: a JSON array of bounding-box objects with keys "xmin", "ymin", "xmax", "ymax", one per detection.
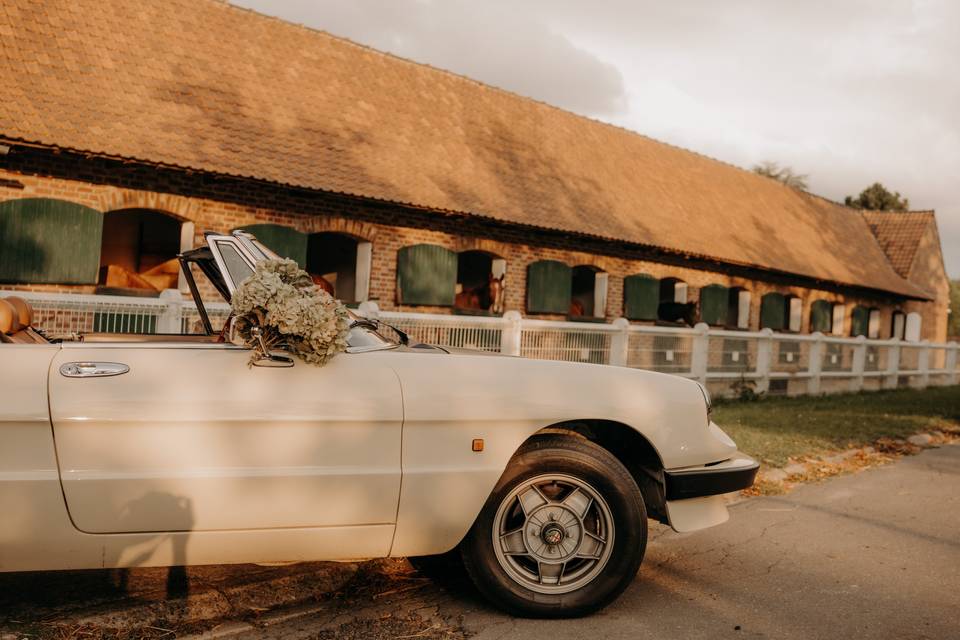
[{"xmin": 0, "ymin": 297, "xmax": 48, "ymax": 344}]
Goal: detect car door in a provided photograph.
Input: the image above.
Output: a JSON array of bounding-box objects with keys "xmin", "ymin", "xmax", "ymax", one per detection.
[{"xmin": 48, "ymin": 343, "xmax": 403, "ymax": 537}]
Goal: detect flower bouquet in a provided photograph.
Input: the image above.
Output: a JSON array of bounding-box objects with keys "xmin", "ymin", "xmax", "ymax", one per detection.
[{"xmin": 230, "ymin": 258, "xmax": 350, "ymax": 366}]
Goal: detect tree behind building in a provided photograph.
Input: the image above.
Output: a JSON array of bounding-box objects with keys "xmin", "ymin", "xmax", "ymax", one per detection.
[
  {"xmin": 752, "ymin": 161, "xmax": 808, "ymax": 191},
  {"xmin": 845, "ymin": 183, "xmax": 910, "ymax": 210}
]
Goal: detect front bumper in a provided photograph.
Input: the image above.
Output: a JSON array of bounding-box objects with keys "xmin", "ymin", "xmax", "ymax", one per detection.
[{"xmin": 664, "ymin": 452, "xmax": 760, "ymax": 500}]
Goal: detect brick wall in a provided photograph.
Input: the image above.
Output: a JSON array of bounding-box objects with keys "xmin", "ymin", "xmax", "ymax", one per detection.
[{"xmin": 0, "ymin": 147, "xmax": 944, "ymax": 341}]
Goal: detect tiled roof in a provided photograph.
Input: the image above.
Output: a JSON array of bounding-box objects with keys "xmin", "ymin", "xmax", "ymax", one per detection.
[
  {"xmin": 0, "ymin": 0, "xmax": 929, "ymax": 298},
  {"xmin": 863, "ymin": 211, "xmax": 936, "ymax": 278}
]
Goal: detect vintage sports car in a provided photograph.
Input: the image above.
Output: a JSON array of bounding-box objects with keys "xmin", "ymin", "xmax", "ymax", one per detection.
[{"xmin": 0, "ymin": 231, "xmax": 758, "ymax": 617}]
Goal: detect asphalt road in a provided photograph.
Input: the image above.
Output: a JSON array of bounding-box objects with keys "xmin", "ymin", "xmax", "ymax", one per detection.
[{"xmin": 456, "ymin": 443, "xmax": 960, "ymax": 640}]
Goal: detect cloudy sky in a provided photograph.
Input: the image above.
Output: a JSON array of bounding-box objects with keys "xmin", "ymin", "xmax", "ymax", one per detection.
[{"xmin": 235, "ymin": 0, "xmax": 960, "ymax": 277}]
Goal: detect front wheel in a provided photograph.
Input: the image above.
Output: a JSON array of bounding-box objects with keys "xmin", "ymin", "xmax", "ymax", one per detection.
[{"xmin": 461, "ymin": 435, "xmax": 647, "ymax": 617}]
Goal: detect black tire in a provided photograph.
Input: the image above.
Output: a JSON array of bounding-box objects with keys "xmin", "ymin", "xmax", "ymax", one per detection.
[{"xmin": 461, "ymin": 434, "xmax": 647, "ymax": 618}]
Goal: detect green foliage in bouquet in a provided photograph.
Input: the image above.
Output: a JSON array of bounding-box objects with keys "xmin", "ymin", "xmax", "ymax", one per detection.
[{"xmin": 230, "ymin": 258, "xmax": 350, "ymax": 366}]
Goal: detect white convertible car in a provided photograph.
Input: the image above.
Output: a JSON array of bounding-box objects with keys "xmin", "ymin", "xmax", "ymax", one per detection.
[{"xmin": 0, "ymin": 231, "xmax": 757, "ymax": 617}]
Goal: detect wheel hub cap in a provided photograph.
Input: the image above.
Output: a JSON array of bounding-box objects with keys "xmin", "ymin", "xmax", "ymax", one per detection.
[
  {"xmin": 493, "ymin": 474, "xmax": 615, "ymax": 595},
  {"xmin": 542, "ymin": 524, "xmax": 564, "ymax": 546}
]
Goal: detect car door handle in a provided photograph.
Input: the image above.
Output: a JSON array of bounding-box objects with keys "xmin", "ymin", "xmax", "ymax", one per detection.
[{"xmin": 59, "ymin": 362, "xmax": 130, "ymax": 378}]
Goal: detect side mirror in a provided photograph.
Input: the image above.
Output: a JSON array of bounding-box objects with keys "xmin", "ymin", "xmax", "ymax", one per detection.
[
  {"xmin": 249, "ymin": 325, "xmax": 294, "ymax": 368},
  {"xmin": 252, "ymin": 351, "xmax": 295, "ymax": 368}
]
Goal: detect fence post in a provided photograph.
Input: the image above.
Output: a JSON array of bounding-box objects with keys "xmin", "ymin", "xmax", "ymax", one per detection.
[
  {"xmin": 357, "ymin": 300, "xmax": 380, "ymax": 320},
  {"xmin": 807, "ymin": 332, "xmax": 824, "ymax": 395},
  {"xmin": 851, "ymin": 335, "xmax": 866, "ymax": 392},
  {"xmin": 947, "ymin": 342, "xmax": 958, "ymax": 385},
  {"xmin": 158, "ymin": 289, "xmax": 183, "ymax": 334},
  {"xmin": 500, "ymin": 310, "xmax": 522, "ymax": 357},
  {"xmin": 883, "ymin": 340, "xmax": 901, "ymax": 390},
  {"xmin": 918, "ymin": 341, "xmax": 931, "ymax": 389},
  {"xmin": 609, "ymin": 317, "xmax": 630, "ymax": 367},
  {"xmin": 756, "ymin": 328, "xmax": 773, "ymax": 395},
  {"xmin": 690, "ymin": 322, "xmax": 710, "ymax": 384}
]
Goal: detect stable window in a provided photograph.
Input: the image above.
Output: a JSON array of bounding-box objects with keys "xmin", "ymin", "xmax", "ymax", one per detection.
[
  {"xmin": 0, "ymin": 198, "xmax": 103, "ymax": 284},
  {"xmin": 570, "ymin": 265, "xmax": 607, "ymax": 319},
  {"xmin": 455, "ymin": 251, "xmax": 506, "ymax": 314},
  {"xmin": 526, "ymin": 260, "xmax": 572, "ymax": 314},
  {"xmin": 397, "ymin": 244, "xmax": 457, "ymax": 306},
  {"xmin": 99, "ymin": 209, "xmax": 183, "ymax": 293},
  {"xmin": 623, "ymin": 274, "xmax": 659, "ymax": 321},
  {"xmin": 810, "ymin": 300, "xmax": 833, "ymax": 334},
  {"xmin": 307, "ymin": 232, "xmax": 371, "ymax": 303},
  {"xmin": 658, "ymin": 278, "xmax": 692, "ymax": 323}
]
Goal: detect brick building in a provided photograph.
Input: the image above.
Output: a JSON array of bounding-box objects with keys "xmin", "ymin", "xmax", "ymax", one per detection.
[{"xmin": 0, "ymin": 0, "xmax": 950, "ymax": 342}]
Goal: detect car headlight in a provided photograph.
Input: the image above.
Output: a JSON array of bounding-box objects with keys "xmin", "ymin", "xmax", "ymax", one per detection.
[{"xmin": 697, "ymin": 382, "xmax": 713, "ymax": 424}]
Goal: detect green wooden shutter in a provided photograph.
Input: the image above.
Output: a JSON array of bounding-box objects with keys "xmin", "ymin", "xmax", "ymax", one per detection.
[
  {"xmin": 699, "ymin": 284, "xmax": 728, "ymax": 326},
  {"xmin": 397, "ymin": 244, "xmax": 457, "ymax": 306},
  {"xmin": 623, "ymin": 274, "xmax": 659, "ymax": 320},
  {"xmin": 810, "ymin": 300, "xmax": 832, "ymax": 333},
  {"xmin": 760, "ymin": 293, "xmax": 786, "ymax": 330},
  {"xmin": 239, "ymin": 224, "xmax": 307, "ymax": 266},
  {"xmin": 0, "ymin": 198, "xmax": 103, "ymax": 284},
  {"xmin": 850, "ymin": 306, "xmax": 869, "ymax": 337},
  {"xmin": 526, "ymin": 260, "xmax": 572, "ymax": 314}
]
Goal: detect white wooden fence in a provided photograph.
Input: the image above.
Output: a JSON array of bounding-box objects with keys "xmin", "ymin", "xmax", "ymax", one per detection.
[{"xmin": 3, "ymin": 290, "xmax": 957, "ymax": 397}]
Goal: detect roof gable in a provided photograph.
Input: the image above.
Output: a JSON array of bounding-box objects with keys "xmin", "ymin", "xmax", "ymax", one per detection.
[
  {"xmin": 863, "ymin": 211, "xmax": 936, "ymax": 277},
  {"xmin": 0, "ymin": 0, "xmax": 928, "ymax": 298}
]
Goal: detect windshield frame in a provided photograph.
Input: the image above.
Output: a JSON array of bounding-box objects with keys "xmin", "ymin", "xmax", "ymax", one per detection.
[{"xmin": 182, "ymin": 231, "xmax": 399, "ymax": 351}]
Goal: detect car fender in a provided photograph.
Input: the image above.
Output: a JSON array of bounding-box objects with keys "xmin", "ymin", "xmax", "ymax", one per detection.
[{"xmin": 385, "ymin": 350, "xmax": 734, "ymax": 557}]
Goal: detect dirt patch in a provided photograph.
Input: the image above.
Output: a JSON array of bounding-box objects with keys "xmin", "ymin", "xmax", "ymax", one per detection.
[{"xmin": 745, "ymin": 427, "xmax": 960, "ymax": 497}]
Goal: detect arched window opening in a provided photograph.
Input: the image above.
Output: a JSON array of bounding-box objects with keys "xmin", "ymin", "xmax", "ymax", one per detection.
[
  {"xmin": 891, "ymin": 311, "xmax": 906, "ymax": 340},
  {"xmin": 307, "ymin": 232, "xmax": 370, "ymax": 303},
  {"xmin": 570, "ymin": 265, "xmax": 607, "ymax": 319},
  {"xmin": 99, "ymin": 209, "xmax": 183, "ymax": 293},
  {"xmin": 455, "ymin": 250, "xmax": 505, "ymax": 314},
  {"xmin": 658, "ymin": 278, "xmax": 694, "ymax": 324},
  {"xmin": 810, "ymin": 300, "xmax": 833, "ymax": 333}
]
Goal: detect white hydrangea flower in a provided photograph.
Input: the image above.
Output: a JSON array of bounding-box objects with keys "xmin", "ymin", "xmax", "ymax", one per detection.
[{"xmin": 230, "ymin": 258, "xmax": 350, "ymax": 366}]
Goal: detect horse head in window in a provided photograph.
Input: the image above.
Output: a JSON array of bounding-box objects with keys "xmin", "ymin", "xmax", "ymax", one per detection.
[{"xmin": 658, "ymin": 301, "xmax": 698, "ymax": 326}]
